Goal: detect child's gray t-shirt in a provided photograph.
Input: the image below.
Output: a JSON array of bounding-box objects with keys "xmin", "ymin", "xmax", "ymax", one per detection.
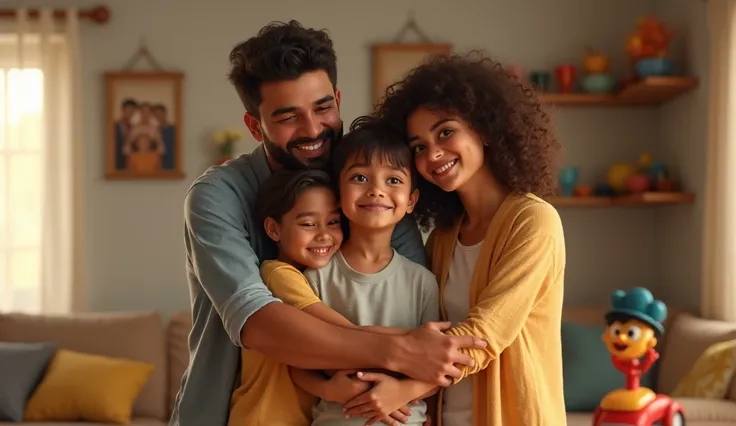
[{"xmin": 304, "ymin": 249, "xmax": 441, "ymax": 426}]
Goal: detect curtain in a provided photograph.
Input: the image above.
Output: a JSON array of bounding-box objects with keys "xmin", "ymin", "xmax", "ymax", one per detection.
[
  {"xmin": 701, "ymin": 0, "xmax": 736, "ymax": 321},
  {"xmin": 0, "ymin": 9, "xmax": 85, "ymax": 314}
]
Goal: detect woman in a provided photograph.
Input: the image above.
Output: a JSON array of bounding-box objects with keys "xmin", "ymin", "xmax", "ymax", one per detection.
[{"xmin": 376, "ymin": 52, "xmax": 567, "ymax": 426}]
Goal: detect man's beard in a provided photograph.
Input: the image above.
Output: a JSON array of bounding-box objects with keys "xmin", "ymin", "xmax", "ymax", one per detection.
[{"xmin": 263, "ymin": 122, "xmax": 343, "ymax": 170}]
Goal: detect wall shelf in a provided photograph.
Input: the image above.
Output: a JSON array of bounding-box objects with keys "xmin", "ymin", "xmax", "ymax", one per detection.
[
  {"xmin": 540, "ymin": 77, "xmax": 698, "ymax": 106},
  {"xmin": 549, "ymin": 192, "xmax": 695, "ymax": 208}
]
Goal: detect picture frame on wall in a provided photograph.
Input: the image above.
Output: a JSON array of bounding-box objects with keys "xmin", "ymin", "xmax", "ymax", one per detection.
[
  {"xmin": 104, "ymin": 71, "xmax": 184, "ymax": 180},
  {"xmin": 371, "ymin": 43, "xmax": 452, "ymax": 107}
]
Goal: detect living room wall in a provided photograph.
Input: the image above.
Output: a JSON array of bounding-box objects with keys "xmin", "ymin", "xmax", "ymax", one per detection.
[{"xmin": 7, "ymin": 0, "xmax": 707, "ymax": 317}]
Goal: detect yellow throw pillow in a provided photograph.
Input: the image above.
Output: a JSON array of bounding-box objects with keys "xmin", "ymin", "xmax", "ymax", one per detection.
[
  {"xmin": 672, "ymin": 339, "xmax": 736, "ymax": 399},
  {"xmin": 24, "ymin": 349, "xmax": 155, "ymax": 424}
]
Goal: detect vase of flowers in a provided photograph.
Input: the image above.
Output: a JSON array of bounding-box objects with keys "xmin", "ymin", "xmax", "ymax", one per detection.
[{"xmin": 213, "ymin": 128, "xmax": 243, "ymax": 164}]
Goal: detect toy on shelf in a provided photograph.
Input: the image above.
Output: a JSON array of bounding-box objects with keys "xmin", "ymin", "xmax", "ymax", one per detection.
[
  {"xmin": 593, "ymin": 288, "xmax": 685, "ymax": 426},
  {"xmin": 581, "ymin": 46, "xmax": 616, "ymax": 94}
]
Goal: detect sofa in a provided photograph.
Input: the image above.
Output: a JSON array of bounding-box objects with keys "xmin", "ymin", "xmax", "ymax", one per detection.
[{"xmin": 0, "ymin": 306, "xmax": 734, "ymax": 426}]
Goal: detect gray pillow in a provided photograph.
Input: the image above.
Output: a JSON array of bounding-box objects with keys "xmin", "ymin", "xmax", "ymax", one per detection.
[{"xmin": 0, "ymin": 342, "xmax": 57, "ymax": 422}]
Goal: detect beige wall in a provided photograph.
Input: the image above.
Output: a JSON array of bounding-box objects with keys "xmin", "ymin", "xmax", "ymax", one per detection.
[{"xmin": 6, "ymin": 0, "xmax": 706, "ymax": 316}]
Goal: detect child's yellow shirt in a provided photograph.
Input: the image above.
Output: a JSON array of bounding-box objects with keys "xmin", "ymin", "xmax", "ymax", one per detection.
[
  {"xmin": 228, "ymin": 260, "xmax": 321, "ymax": 426},
  {"xmin": 427, "ymin": 193, "xmax": 567, "ymax": 426}
]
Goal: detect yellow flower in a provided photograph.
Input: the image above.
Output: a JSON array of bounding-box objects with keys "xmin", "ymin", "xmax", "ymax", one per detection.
[{"xmin": 213, "ymin": 131, "xmax": 226, "ymax": 144}]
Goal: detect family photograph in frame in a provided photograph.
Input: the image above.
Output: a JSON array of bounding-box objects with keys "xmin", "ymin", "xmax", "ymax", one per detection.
[{"xmin": 105, "ymin": 71, "xmax": 184, "ymax": 180}]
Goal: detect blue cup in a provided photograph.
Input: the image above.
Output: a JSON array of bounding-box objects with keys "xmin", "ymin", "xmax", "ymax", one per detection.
[{"xmin": 558, "ymin": 167, "xmax": 579, "ymax": 196}]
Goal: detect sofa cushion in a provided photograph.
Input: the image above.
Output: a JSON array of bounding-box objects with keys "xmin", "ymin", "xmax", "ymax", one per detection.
[
  {"xmin": 675, "ymin": 397, "xmax": 736, "ymax": 423},
  {"xmin": 658, "ymin": 313, "xmax": 736, "ymax": 400},
  {"xmin": 0, "ymin": 311, "xmax": 167, "ymax": 420},
  {"xmin": 0, "ymin": 342, "xmax": 56, "ymax": 421},
  {"xmin": 565, "ymin": 412, "xmax": 594, "ymax": 426},
  {"xmin": 167, "ymin": 310, "xmax": 192, "ymax": 415},
  {"xmin": 672, "ymin": 339, "xmax": 736, "ymax": 399},
  {"xmin": 562, "ymin": 322, "xmax": 656, "ymax": 411},
  {"xmin": 24, "ymin": 349, "xmax": 154, "ymax": 424}
]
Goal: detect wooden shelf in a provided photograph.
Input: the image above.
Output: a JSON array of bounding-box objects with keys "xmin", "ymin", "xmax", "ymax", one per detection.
[
  {"xmin": 540, "ymin": 77, "xmax": 698, "ymax": 106},
  {"xmin": 548, "ymin": 192, "xmax": 695, "ymax": 207}
]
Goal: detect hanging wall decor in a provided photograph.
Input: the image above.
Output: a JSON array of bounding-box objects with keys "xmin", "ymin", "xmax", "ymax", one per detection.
[
  {"xmin": 371, "ymin": 13, "xmax": 452, "ymax": 108},
  {"xmin": 105, "ymin": 38, "xmax": 184, "ymax": 180}
]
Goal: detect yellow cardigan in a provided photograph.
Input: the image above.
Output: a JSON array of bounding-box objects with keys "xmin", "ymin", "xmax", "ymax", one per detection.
[{"xmin": 427, "ymin": 193, "xmax": 567, "ymax": 426}]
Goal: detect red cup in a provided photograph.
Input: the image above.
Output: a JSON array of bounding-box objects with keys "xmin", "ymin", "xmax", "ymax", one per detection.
[{"xmin": 555, "ymin": 65, "xmax": 576, "ymax": 93}]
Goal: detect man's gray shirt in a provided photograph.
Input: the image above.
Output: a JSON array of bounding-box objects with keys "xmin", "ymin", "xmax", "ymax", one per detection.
[{"xmin": 170, "ymin": 144, "xmax": 428, "ymax": 426}]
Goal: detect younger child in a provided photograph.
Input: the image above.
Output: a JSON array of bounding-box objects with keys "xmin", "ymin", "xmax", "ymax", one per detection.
[
  {"xmin": 228, "ymin": 169, "xmax": 344, "ymax": 426},
  {"xmin": 293, "ymin": 116, "xmax": 441, "ymax": 426}
]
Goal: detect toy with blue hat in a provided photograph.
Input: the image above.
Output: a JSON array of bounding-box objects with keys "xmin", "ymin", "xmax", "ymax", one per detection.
[
  {"xmin": 592, "ymin": 287, "xmax": 685, "ymax": 426},
  {"xmin": 605, "ymin": 287, "xmax": 668, "ymax": 336}
]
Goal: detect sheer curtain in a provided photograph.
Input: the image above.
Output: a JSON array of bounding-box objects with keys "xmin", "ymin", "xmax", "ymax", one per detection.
[
  {"xmin": 0, "ymin": 9, "xmax": 85, "ymax": 314},
  {"xmin": 701, "ymin": 0, "xmax": 736, "ymax": 321}
]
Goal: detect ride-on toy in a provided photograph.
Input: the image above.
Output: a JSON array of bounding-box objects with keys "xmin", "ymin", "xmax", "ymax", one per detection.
[{"xmin": 593, "ymin": 287, "xmax": 686, "ymax": 426}]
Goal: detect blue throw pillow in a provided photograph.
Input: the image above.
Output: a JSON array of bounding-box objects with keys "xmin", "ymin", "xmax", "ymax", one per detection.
[
  {"xmin": 562, "ymin": 322, "xmax": 656, "ymax": 412},
  {"xmin": 0, "ymin": 342, "xmax": 57, "ymax": 421}
]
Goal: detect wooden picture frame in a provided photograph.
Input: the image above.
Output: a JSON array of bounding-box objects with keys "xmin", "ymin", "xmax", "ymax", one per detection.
[
  {"xmin": 105, "ymin": 71, "xmax": 184, "ymax": 180},
  {"xmin": 371, "ymin": 43, "xmax": 452, "ymax": 107}
]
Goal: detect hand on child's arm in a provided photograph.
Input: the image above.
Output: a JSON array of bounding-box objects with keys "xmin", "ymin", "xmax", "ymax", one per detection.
[
  {"xmin": 343, "ymin": 371, "xmax": 435, "ymax": 426},
  {"xmin": 324, "ymin": 370, "xmax": 373, "ymax": 404}
]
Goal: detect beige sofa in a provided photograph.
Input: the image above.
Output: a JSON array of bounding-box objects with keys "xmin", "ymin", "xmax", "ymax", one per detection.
[{"xmin": 0, "ymin": 307, "xmax": 735, "ymax": 426}]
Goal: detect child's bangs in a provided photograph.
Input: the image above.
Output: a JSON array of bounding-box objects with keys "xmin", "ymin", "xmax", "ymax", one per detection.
[{"xmin": 348, "ymin": 142, "xmax": 412, "ymax": 172}]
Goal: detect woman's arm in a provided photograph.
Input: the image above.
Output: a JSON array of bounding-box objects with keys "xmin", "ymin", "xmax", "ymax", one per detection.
[{"xmin": 444, "ymin": 210, "xmax": 564, "ymax": 381}]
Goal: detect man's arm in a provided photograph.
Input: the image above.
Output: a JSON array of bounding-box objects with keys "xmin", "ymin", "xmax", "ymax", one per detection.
[
  {"xmin": 185, "ymin": 181, "xmax": 484, "ymax": 384},
  {"xmin": 391, "ymin": 214, "xmax": 428, "ymax": 267}
]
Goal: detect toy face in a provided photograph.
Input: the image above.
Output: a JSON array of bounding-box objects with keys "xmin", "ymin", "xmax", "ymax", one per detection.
[{"xmin": 602, "ymin": 319, "xmax": 657, "ymax": 360}]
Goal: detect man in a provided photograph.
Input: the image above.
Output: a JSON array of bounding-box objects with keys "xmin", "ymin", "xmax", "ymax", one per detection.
[
  {"xmin": 152, "ymin": 104, "xmax": 176, "ymax": 170},
  {"xmin": 171, "ymin": 20, "xmax": 485, "ymax": 426},
  {"xmin": 115, "ymin": 98, "xmax": 138, "ymax": 170}
]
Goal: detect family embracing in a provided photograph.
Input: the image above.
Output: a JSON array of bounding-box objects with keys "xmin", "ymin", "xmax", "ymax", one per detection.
[{"xmin": 172, "ymin": 19, "xmax": 566, "ymax": 426}]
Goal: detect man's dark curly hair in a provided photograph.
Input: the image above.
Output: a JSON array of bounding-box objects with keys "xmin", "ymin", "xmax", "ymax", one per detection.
[
  {"xmin": 227, "ymin": 20, "xmax": 337, "ymax": 117},
  {"xmin": 376, "ymin": 51, "xmax": 561, "ymax": 230}
]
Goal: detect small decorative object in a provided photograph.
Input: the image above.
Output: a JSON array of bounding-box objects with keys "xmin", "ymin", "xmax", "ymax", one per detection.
[
  {"xmin": 581, "ymin": 46, "xmax": 616, "ymax": 94},
  {"xmin": 626, "ymin": 174, "xmax": 653, "ymax": 193},
  {"xmin": 583, "ymin": 46, "xmax": 610, "ymax": 74},
  {"xmin": 573, "ymin": 185, "xmax": 593, "ymax": 197},
  {"xmin": 212, "ymin": 128, "xmax": 243, "ymax": 164},
  {"xmin": 594, "ymin": 183, "xmax": 615, "ymax": 197},
  {"xmin": 371, "ymin": 12, "xmax": 452, "ymax": 107},
  {"xmin": 607, "ymin": 163, "xmax": 636, "ymax": 194},
  {"xmin": 625, "ymin": 16, "xmax": 676, "ymax": 78},
  {"xmin": 593, "ymin": 287, "xmax": 685, "ymax": 426},
  {"xmin": 581, "ymin": 74, "xmax": 616, "ymax": 94},
  {"xmin": 558, "ymin": 166, "xmax": 580, "ymax": 196},
  {"xmin": 105, "ymin": 38, "xmax": 184, "ymax": 180},
  {"xmin": 530, "ymin": 71, "xmax": 551, "ymax": 92},
  {"xmin": 555, "ymin": 65, "xmax": 576, "ymax": 93}
]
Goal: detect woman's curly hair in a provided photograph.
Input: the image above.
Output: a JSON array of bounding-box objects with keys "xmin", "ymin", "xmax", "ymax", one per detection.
[{"xmin": 375, "ymin": 51, "xmax": 561, "ymax": 231}]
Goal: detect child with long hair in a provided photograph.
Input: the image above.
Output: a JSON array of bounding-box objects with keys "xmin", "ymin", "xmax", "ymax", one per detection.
[{"xmin": 373, "ymin": 52, "xmax": 567, "ymax": 426}]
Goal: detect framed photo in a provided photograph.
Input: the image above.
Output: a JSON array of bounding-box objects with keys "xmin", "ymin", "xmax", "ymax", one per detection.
[
  {"xmin": 371, "ymin": 43, "xmax": 452, "ymax": 107},
  {"xmin": 105, "ymin": 71, "xmax": 184, "ymax": 179}
]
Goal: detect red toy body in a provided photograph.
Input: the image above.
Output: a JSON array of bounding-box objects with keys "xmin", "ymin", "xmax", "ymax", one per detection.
[{"xmin": 593, "ymin": 394, "xmax": 685, "ymax": 426}]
